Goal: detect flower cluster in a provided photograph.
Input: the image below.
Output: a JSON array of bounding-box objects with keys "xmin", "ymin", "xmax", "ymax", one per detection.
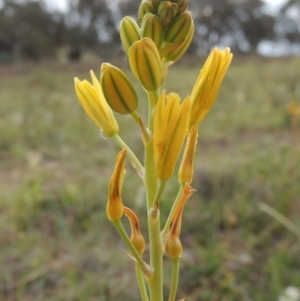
[{"xmin": 74, "ymin": 0, "xmax": 232, "ymax": 300}]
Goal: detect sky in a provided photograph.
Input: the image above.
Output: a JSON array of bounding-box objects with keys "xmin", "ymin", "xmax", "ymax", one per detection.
[
  {"xmin": 0, "ymin": 0, "xmax": 291, "ymax": 13},
  {"xmin": 34, "ymin": 0, "xmax": 291, "ymax": 13}
]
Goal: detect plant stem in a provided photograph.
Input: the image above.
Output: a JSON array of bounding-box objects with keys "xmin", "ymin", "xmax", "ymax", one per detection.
[
  {"xmin": 161, "ymin": 184, "xmax": 184, "ymax": 239},
  {"xmin": 168, "ymin": 257, "xmax": 180, "ymax": 301},
  {"xmin": 144, "ymin": 89, "xmax": 163, "ymax": 301},
  {"xmin": 135, "ymin": 263, "xmax": 150, "ymax": 301},
  {"xmin": 153, "ymin": 180, "xmax": 166, "ymax": 206},
  {"xmin": 113, "ymin": 220, "xmax": 153, "ymax": 278},
  {"xmin": 112, "ymin": 133, "xmax": 145, "ymax": 179}
]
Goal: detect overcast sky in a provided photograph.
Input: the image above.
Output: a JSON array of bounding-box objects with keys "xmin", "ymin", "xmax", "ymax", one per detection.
[
  {"xmin": 38, "ymin": 0, "xmax": 290, "ymax": 13},
  {"xmin": 0, "ymin": 0, "xmax": 291, "ymax": 13}
]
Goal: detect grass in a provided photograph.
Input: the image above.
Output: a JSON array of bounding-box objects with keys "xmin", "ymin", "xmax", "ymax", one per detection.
[{"xmin": 0, "ymin": 56, "xmax": 300, "ymax": 301}]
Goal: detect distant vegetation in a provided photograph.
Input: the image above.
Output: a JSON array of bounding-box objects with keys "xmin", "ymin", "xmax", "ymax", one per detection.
[
  {"xmin": 0, "ymin": 0, "xmax": 299, "ymax": 62},
  {"xmin": 0, "ymin": 56, "xmax": 300, "ymax": 300}
]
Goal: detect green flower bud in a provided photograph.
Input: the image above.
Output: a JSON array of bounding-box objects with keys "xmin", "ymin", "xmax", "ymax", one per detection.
[
  {"xmin": 165, "ymin": 19, "xmax": 194, "ymax": 62},
  {"xmin": 128, "ymin": 38, "xmax": 163, "ymax": 91},
  {"xmin": 170, "ymin": 0, "xmax": 188, "ymax": 14},
  {"xmin": 141, "ymin": 13, "xmax": 164, "ymax": 49},
  {"xmin": 177, "ymin": 0, "xmax": 189, "ymax": 14},
  {"xmin": 151, "ymin": 0, "xmax": 162, "ymax": 10},
  {"xmin": 164, "ymin": 11, "xmax": 192, "ymax": 44},
  {"xmin": 158, "ymin": 1, "xmax": 178, "ymax": 27},
  {"xmin": 100, "ymin": 63, "xmax": 138, "ymax": 115},
  {"xmin": 120, "ymin": 16, "xmax": 140, "ymax": 54},
  {"xmin": 138, "ymin": 0, "xmax": 155, "ymax": 24}
]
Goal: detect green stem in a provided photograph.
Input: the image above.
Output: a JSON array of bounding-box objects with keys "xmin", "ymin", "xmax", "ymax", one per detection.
[
  {"xmin": 161, "ymin": 184, "xmax": 184, "ymax": 240},
  {"xmin": 112, "ymin": 133, "xmax": 145, "ymax": 179},
  {"xmin": 168, "ymin": 258, "xmax": 180, "ymax": 301},
  {"xmin": 153, "ymin": 180, "xmax": 166, "ymax": 206},
  {"xmin": 135, "ymin": 263, "xmax": 150, "ymax": 301},
  {"xmin": 144, "ymin": 89, "xmax": 163, "ymax": 301},
  {"xmin": 113, "ymin": 220, "xmax": 153, "ymax": 278},
  {"xmin": 146, "ymin": 90, "xmax": 159, "ymax": 132}
]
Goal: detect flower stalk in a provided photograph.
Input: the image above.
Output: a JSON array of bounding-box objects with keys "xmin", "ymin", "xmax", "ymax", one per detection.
[{"xmin": 73, "ymin": 0, "xmax": 232, "ymax": 300}]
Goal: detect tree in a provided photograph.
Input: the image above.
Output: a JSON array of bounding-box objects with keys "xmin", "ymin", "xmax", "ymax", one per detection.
[
  {"xmin": 189, "ymin": 0, "xmax": 275, "ymax": 54},
  {"xmin": 0, "ymin": 1, "xmax": 64, "ymax": 61}
]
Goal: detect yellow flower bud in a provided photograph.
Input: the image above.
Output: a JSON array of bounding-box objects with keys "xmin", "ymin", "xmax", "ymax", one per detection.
[
  {"xmin": 151, "ymin": 0, "xmax": 162, "ymax": 10},
  {"xmin": 123, "ymin": 207, "xmax": 146, "ymax": 254},
  {"xmin": 100, "ymin": 63, "xmax": 138, "ymax": 115},
  {"xmin": 74, "ymin": 71, "xmax": 119, "ymax": 136},
  {"xmin": 158, "ymin": 1, "xmax": 178, "ymax": 27},
  {"xmin": 164, "ymin": 11, "xmax": 192, "ymax": 44},
  {"xmin": 165, "ymin": 183, "xmax": 195, "ymax": 258},
  {"xmin": 190, "ymin": 47, "xmax": 233, "ymax": 127},
  {"xmin": 120, "ymin": 16, "xmax": 140, "ymax": 54},
  {"xmin": 106, "ymin": 149, "xmax": 126, "ymax": 222},
  {"xmin": 141, "ymin": 13, "xmax": 164, "ymax": 49},
  {"xmin": 173, "ymin": 0, "xmax": 187, "ymax": 8},
  {"xmin": 178, "ymin": 125, "xmax": 198, "ymax": 184},
  {"xmin": 128, "ymin": 38, "xmax": 163, "ymax": 91},
  {"xmin": 164, "ymin": 20, "xmax": 194, "ymax": 63},
  {"xmin": 154, "ymin": 91, "xmax": 191, "ymax": 181},
  {"xmin": 177, "ymin": 0, "xmax": 189, "ymax": 15},
  {"xmin": 138, "ymin": 0, "xmax": 155, "ymax": 24}
]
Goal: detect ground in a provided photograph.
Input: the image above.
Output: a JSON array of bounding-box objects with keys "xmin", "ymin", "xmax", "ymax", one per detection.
[{"xmin": 0, "ymin": 56, "xmax": 300, "ymax": 301}]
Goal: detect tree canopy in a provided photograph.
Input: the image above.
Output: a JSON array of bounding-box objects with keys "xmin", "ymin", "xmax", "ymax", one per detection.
[{"xmin": 0, "ymin": 0, "xmax": 299, "ymax": 62}]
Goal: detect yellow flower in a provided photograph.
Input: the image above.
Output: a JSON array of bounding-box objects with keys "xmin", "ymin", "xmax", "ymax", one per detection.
[
  {"xmin": 154, "ymin": 90, "xmax": 191, "ymax": 181},
  {"xmin": 106, "ymin": 149, "xmax": 126, "ymax": 222},
  {"xmin": 74, "ymin": 70, "xmax": 119, "ymax": 136},
  {"xmin": 189, "ymin": 47, "xmax": 233, "ymax": 127},
  {"xmin": 178, "ymin": 124, "xmax": 198, "ymax": 184}
]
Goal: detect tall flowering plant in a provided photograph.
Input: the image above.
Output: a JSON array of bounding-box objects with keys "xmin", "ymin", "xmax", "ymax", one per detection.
[{"xmin": 74, "ymin": 1, "xmax": 232, "ymax": 300}]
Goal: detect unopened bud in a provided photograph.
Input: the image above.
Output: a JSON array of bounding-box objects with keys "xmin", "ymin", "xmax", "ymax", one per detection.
[
  {"xmin": 138, "ymin": 0, "xmax": 155, "ymax": 24},
  {"xmin": 120, "ymin": 16, "xmax": 140, "ymax": 54},
  {"xmin": 165, "ymin": 19, "xmax": 194, "ymax": 63},
  {"xmin": 100, "ymin": 63, "xmax": 138, "ymax": 115},
  {"xmin": 158, "ymin": 1, "xmax": 178, "ymax": 27},
  {"xmin": 164, "ymin": 11, "xmax": 193, "ymax": 44},
  {"xmin": 176, "ymin": 0, "xmax": 189, "ymax": 15},
  {"xmin": 151, "ymin": 0, "xmax": 162, "ymax": 10},
  {"xmin": 128, "ymin": 38, "xmax": 163, "ymax": 91},
  {"xmin": 141, "ymin": 13, "xmax": 164, "ymax": 49}
]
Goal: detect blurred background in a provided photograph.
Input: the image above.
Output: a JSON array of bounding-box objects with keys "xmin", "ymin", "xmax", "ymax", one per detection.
[
  {"xmin": 0, "ymin": 0, "xmax": 300, "ymax": 301},
  {"xmin": 0, "ymin": 0, "xmax": 300, "ymax": 62}
]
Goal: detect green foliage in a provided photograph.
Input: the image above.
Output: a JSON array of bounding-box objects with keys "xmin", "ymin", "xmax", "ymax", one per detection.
[{"xmin": 0, "ymin": 57, "xmax": 300, "ymax": 300}]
